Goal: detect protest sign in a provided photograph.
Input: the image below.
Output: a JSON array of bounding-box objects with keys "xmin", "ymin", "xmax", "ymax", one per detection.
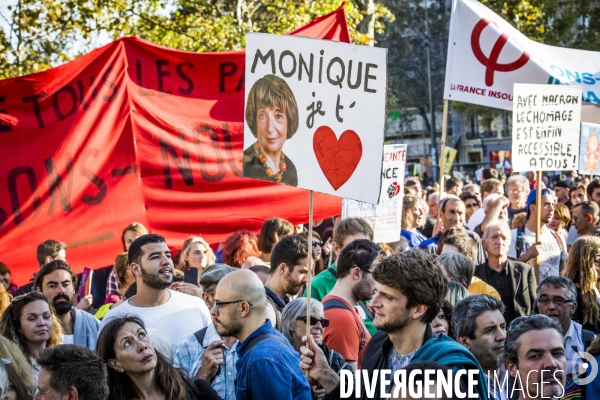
[
  {"xmin": 341, "ymin": 144, "xmax": 406, "ymax": 243},
  {"xmin": 442, "ymin": 147, "xmax": 458, "ymax": 174},
  {"xmin": 578, "ymin": 122, "xmax": 600, "ymax": 175},
  {"xmin": 244, "ymin": 33, "xmax": 387, "ymax": 204},
  {"xmin": 511, "ymin": 84, "xmax": 581, "ymax": 172},
  {"xmin": 0, "ymin": 6, "xmax": 349, "ymax": 285},
  {"xmin": 444, "ymin": 0, "xmax": 600, "ymax": 111}
]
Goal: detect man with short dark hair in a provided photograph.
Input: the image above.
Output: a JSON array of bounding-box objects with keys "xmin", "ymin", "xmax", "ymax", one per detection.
[
  {"xmin": 452, "ymin": 295, "xmax": 506, "ymax": 385},
  {"xmin": 264, "ymin": 235, "xmax": 313, "ymax": 329},
  {"xmin": 500, "ymin": 315, "xmax": 569, "ymax": 400},
  {"xmin": 99, "ymin": 234, "xmax": 211, "ymax": 344},
  {"xmin": 587, "ymin": 178, "xmax": 600, "ymax": 205},
  {"xmin": 554, "ymin": 180, "xmax": 571, "ymax": 209},
  {"xmin": 566, "ymin": 184, "xmax": 591, "ymax": 249},
  {"xmin": 35, "ymin": 260, "xmax": 100, "ymax": 350},
  {"xmin": 445, "ymin": 177, "xmax": 462, "ymax": 196},
  {"xmin": 322, "ymin": 239, "xmax": 384, "ymax": 370},
  {"xmin": 571, "ymin": 201, "xmax": 600, "ymax": 237},
  {"xmin": 36, "ymin": 344, "xmax": 108, "ymax": 400},
  {"xmin": 36, "ymin": 239, "xmax": 67, "ymax": 267},
  {"xmin": 300, "ymin": 249, "xmax": 489, "ymax": 400},
  {"xmin": 535, "ymin": 276, "xmax": 596, "ymax": 377}
]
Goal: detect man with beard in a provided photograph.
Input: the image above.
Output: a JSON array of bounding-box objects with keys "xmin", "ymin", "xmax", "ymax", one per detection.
[
  {"xmin": 322, "ymin": 239, "xmax": 384, "ymax": 370},
  {"xmin": 264, "ymin": 235, "xmax": 314, "ymax": 330},
  {"xmin": 501, "ymin": 315, "xmax": 570, "ymax": 400},
  {"xmin": 34, "ymin": 260, "xmax": 101, "ymax": 349},
  {"xmin": 476, "ymin": 222, "xmax": 536, "ymax": 326},
  {"xmin": 452, "ymin": 295, "xmax": 507, "ymax": 400},
  {"xmin": 507, "ymin": 189, "xmax": 566, "ymax": 281},
  {"xmin": 299, "ymin": 249, "xmax": 489, "ymax": 400},
  {"xmin": 213, "ymin": 269, "xmax": 312, "ymax": 400},
  {"xmin": 99, "ymin": 234, "xmax": 211, "ymax": 344}
]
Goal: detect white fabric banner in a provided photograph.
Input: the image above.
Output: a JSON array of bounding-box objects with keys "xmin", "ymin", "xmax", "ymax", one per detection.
[
  {"xmin": 444, "ymin": 0, "xmax": 600, "ymax": 110},
  {"xmin": 341, "ymin": 144, "xmax": 406, "ymax": 243}
]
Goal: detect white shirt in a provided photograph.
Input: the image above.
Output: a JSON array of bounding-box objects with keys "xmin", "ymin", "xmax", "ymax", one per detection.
[
  {"xmin": 467, "ymin": 207, "xmax": 486, "ymax": 231},
  {"xmin": 507, "ymin": 226, "xmax": 566, "ymax": 282},
  {"xmin": 63, "ymin": 334, "xmax": 74, "ymax": 344},
  {"xmin": 99, "ymin": 289, "xmax": 211, "ymax": 344},
  {"xmin": 564, "ymin": 320, "xmax": 594, "ymax": 376},
  {"xmin": 566, "ymin": 225, "xmax": 579, "ymax": 246}
]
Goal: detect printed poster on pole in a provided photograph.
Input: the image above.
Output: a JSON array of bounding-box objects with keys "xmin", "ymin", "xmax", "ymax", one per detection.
[
  {"xmin": 511, "ymin": 84, "xmax": 581, "ymax": 172},
  {"xmin": 243, "ymin": 33, "xmax": 388, "ymax": 204},
  {"xmin": 578, "ymin": 122, "xmax": 600, "ymax": 176},
  {"xmin": 341, "ymin": 144, "xmax": 407, "ymax": 243}
]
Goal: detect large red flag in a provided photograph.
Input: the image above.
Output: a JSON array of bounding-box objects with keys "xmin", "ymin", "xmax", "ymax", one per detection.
[{"xmin": 0, "ymin": 5, "xmax": 349, "ymax": 285}]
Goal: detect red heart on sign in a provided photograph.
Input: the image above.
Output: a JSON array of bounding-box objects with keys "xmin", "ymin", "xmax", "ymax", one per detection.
[{"xmin": 313, "ymin": 126, "xmax": 363, "ymax": 190}]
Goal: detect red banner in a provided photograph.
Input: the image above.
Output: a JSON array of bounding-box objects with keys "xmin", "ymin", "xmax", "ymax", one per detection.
[{"xmin": 0, "ymin": 7, "xmax": 349, "ymax": 285}]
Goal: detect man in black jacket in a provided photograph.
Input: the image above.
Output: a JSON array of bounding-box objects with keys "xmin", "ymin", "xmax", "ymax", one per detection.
[{"xmin": 300, "ymin": 249, "xmax": 490, "ymax": 400}]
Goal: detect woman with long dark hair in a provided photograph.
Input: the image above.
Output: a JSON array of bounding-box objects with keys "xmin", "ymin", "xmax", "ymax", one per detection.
[
  {"xmin": 96, "ymin": 315, "xmax": 219, "ymax": 400},
  {"xmin": 563, "ymin": 236, "xmax": 600, "ymax": 333}
]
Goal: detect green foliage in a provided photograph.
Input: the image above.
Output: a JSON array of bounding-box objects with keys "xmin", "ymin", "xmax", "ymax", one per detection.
[{"xmin": 0, "ymin": 0, "xmax": 393, "ymax": 79}]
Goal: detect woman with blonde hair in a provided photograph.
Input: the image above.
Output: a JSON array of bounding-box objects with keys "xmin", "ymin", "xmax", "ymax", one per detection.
[
  {"xmin": 548, "ymin": 202, "xmax": 571, "ymax": 246},
  {"xmin": 563, "ymin": 236, "xmax": 600, "ymax": 333},
  {"xmin": 0, "ymin": 336, "xmax": 36, "ymax": 397},
  {"xmin": 400, "ymin": 195, "xmax": 427, "ymax": 249},
  {"xmin": 181, "ymin": 236, "xmax": 216, "ymax": 271},
  {"xmin": 0, "ymin": 292, "xmax": 63, "ymax": 381}
]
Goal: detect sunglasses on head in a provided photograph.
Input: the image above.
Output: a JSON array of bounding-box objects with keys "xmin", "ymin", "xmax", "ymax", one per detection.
[{"xmin": 296, "ymin": 315, "xmax": 330, "ymax": 327}]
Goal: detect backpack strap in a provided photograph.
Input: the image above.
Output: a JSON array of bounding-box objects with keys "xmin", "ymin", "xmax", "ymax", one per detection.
[
  {"xmin": 357, "ymin": 300, "xmax": 374, "ymax": 321},
  {"xmin": 323, "ymin": 299, "xmax": 366, "ymax": 350},
  {"xmin": 582, "ymin": 328, "xmax": 595, "ymax": 349},
  {"xmin": 266, "ymin": 297, "xmax": 282, "ymax": 331},
  {"xmin": 193, "ymin": 326, "xmax": 209, "ymax": 346},
  {"xmin": 549, "ymin": 228, "xmax": 564, "ymax": 249},
  {"xmin": 516, "ymin": 225, "xmax": 525, "ymax": 259},
  {"xmin": 244, "ymin": 333, "xmax": 288, "ymax": 353},
  {"xmin": 326, "ymin": 266, "xmax": 337, "ymax": 278}
]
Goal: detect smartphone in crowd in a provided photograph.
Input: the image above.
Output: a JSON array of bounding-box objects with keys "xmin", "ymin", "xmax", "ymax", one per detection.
[{"xmin": 184, "ymin": 267, "xmax": 198, "ymax": 286}]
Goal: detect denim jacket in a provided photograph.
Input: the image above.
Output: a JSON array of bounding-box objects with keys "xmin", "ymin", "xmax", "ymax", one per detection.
[{"xmin": 235, "ymin": 321, "xmax": 312, "ymax": 400}]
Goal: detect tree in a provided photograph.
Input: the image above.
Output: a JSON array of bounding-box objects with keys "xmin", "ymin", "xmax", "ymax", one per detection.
[{"xmin": 0, "ymin": 0, "xmax": 393, "ymax": 79}]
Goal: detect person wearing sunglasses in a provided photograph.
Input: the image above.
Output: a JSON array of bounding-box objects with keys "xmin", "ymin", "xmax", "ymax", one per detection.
[
  {"xmin": 460, "ymin": 193, "xmax": 481, "ymax": 224},
  {"xmin": 282, "ymin": 298, "xmax": 352, "ymax": 400},
  {"xmin": 212, "ymin": 269, "xmax": 312, "ymax": 400}
]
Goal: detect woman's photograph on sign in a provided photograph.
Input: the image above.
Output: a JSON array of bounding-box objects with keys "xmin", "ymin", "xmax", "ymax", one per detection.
[{"xmin": 243, "ymin": 74, "xmax": 299, "ymax": 186}]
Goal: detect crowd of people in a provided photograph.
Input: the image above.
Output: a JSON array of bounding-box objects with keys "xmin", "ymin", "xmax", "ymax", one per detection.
[{"xmin": 0, "ymin": 169, "xmax": 600, "ymax": 399}]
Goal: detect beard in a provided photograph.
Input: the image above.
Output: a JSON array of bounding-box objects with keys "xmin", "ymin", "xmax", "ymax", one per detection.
[
  {"xmin": 214, "ymin": 315, "xmax": 242, "ymax": 338},
  {"xmin": 374, "ymin": 307, "xmax": 411, "ymax": 334},
  {"xmin": 52, "ymin": 294, "xmax": 72, "ymax": 316},
  {"xmin": 351, "ymin": 278, "xmax": 374, "ymax": 302},
  {"xmin": 140, "ymin": 265, "xmax": 173, "ymax": 290},
  {"xmin": 283, "ymin": 273, "xmax": 303, "ymax": 297}
]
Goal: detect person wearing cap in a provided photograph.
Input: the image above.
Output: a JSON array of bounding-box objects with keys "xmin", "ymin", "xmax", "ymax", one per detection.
[
  {"xmin": 553, "ymin": 180, "xmax": 572, "ymax": 210},
  {"xmin": 173, "ymin": 263, "xmax": 239, "ymax": 400},
  {"xmin": 507, "ymin": 189, "xmax": 567, "ymax": 282}
]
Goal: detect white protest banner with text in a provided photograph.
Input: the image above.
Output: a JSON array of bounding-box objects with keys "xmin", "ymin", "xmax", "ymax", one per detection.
[
  {"xmin": 243, "ymin": 33, "xmax": 387, "ymax": 204},
  {"xmin": 342, "ymin": 144, "xmax": 406, "ymax": 243},
  {"xmin": 444, "ymin": 0, "xmax": 600, "ymax": 110},
  {"xmin": 511, "ymin": 84, "xmax": 581, "ymax": 172}
]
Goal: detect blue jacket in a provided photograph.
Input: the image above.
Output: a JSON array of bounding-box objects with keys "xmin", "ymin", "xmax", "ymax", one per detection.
[
  {"xmin": 235, "ymin": 321, "xmax": 312, "ymax": 400},
  {"xmin": 412, "ymin": 333, "xmax": 490, "ymax": 400},
  {"xmin": 72, "ymin": 307, "xmax": 101, "ymax": 350}
]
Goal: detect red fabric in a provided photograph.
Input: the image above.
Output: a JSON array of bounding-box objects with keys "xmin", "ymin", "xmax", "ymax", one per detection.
[{"xmin": 0, "ymin": 7, "xmax": 349, "ymax": 285}]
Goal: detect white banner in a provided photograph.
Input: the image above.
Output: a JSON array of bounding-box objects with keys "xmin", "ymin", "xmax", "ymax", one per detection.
[
  {"xmin": 444, "ymin": 0, "xmax": 600, "ymax": 110},
  {"xmin": 511, "ymin": 84, "xmax": 581, "ymax": 172},
  {"xmin": 341, "ymin": 144, "xmax": 407, "ymax": 243},
  {"xmin": 243, "ymin": 33, "xmax": 387, "ymax": 204}
]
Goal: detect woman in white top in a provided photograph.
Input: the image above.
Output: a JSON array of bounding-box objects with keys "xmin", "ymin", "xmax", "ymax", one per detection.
[{"xmin": 0, "ymin": 292, "xmax": 62, "ymax": 382}]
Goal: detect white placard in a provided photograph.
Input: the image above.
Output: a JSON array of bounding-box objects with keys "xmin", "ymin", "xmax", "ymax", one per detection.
[
  {"xmin": 341, "ymin": 144, "xmax": 407, "ymax": 243},
  {"xmin": 243, "ymin": 33, "xmax": 387, "ymax": 204},
  {"xmin": 511, "ymin": 84, "xmax": 581, "ymax": 172}
]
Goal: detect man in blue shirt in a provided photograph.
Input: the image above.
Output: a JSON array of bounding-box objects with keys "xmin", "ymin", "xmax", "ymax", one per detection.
[{"xmin": 213, "ymin": 269, "xmax": 312, "ymax": 400}]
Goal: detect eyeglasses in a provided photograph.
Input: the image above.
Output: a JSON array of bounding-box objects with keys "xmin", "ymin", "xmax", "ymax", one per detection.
[
  {"xmin": 213, "ymin": 300, "xmax": 255, "ymax": 313},
  {"xmin": 296, "ymin": 315, "xmax": 330, "ymax": 327},
  {"xmin": 537, "ymin": 297, "xmax": 573, "ymax": 306},
  {"xmin": 312, "ymin": 241, "xmax": 323, "ymax": 247}
]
